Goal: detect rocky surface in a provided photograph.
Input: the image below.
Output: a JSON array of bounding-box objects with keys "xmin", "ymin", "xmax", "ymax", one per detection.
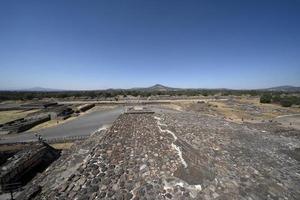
[
  {"xmin": 17, "ymin": 109, "xmax": 300, "ymax": 199},
  {"xmin": 159, "ymin": 112, "xmax": 300, "ymax": 199},
  {"xmin": 0, "ymin": 142, "xmax": 59, "ymax": 191}
]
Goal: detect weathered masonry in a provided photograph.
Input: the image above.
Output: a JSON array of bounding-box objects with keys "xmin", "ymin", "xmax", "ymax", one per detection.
[
  {"xmin": 0, "ymin": 142, "xmax": 60, "ymax": 193},
  {"xmin": 0, "ymin": 115, "xmax": 50, "ymax": 134}
]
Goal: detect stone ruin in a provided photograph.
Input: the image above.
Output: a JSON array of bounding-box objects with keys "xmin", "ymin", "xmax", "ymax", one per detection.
[
  {"xmin": 0, "ymin": 142, "xmax": 60, "ymax": 194},
  {"xmin": 76, "ymin": 104, "xmax": 95, "ymax": 113},
  {"xmin": 0, "ymin": 115, "xmax": 50, "ymax": 134},
  {"xmin": 11, "ymin": 108, "xmax": 300, "ymax": 199}
]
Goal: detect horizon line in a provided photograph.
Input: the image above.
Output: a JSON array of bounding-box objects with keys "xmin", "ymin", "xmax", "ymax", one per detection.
[{"xmin": 0, "ymin": 84, "xmax": 299, "ymax": 92}]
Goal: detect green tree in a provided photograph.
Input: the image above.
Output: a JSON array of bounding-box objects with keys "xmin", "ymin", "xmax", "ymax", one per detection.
[
  {"xmin": 260, "ymin": 94, "xmax": 272, "ymax": 103},
  {"xmin": 280, "ymin": 99, "xmax": 293, "ymax": 107},
  {"xmin": 272, "ymin": 95, "xmax": 281, "ymax": 103}
]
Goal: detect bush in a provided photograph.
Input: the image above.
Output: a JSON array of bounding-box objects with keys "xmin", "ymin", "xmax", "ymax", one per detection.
[
  {"xmin": 260, "ymin": 94, "xmax": 272, "ymax": 103},
  {"xmin": 202, "ymin": 92, "xmax": 208, "ymax": 96},
  {"xmin": 272, "ymin": 95, "xmax": 281, "ymax": 103},
  {"xmin": 280, "ymin": 99, "xmax": 293, "ymax": 107}
]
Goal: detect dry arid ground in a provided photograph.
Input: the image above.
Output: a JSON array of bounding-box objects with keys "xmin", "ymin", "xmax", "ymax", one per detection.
[
  {"xmin": 169, "ymin": 96, "xmax": 300, "ymax": 127},
  {"xmin": 50, "ymin": 142, "xmax": 74, "ymax": 150},
  {"xmin": 0, "ymin": 109, "xmax": 40, "ymax": 124},
  {"xmin": 0, "ymin": 142, "xmax": 74, "ymax": 152}
]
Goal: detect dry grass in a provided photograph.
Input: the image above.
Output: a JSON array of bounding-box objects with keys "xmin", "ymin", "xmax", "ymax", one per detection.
[
  {"xmin": 0, "ymin": 143, "xmax": 26, "ymax": 152},
  {"xmin": 208, "ymin": 101, "xmax": 255, "ymax": 123},
  {"xmin": 208, "ymin": 97, "xmax": 300, "ymax": 123},
  {"xmin": 29, "ymin": 120, "xmax": 61, "ymax": 132},
  {"xmin": 50, "ymin": 142, "xmax": 74, "ymax": 149},
  {"xmin": 159, "ymin": 103, "xmax": 183, "ymax": 111},
  {"xmin": 29, "ymin": 116, "xmax": 77, "ymax": 132},
  {"xmin": 0, "ymin": 109, "xmax": 39, "ymax": 124},
  {"xmin": 0, "ymin": 142, "xmax": 74, "ymax": 152},
  {"xmin": 29, "ymin": 105, "xmax": 117, "ymax": 132},
  {"xmin": 173, "ymin": 96, "xmax": 300, "ymax": 124}
]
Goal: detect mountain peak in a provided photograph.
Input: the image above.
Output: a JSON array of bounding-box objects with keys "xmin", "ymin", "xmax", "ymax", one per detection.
[{"xmin": 148, "ymin": 84, "xmax": 170, "ymax": 91}]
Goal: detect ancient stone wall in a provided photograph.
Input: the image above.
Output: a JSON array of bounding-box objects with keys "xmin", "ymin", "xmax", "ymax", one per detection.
[{"xmin": 0, "ymin": 143, "xmax": 60, "ymax": 192}]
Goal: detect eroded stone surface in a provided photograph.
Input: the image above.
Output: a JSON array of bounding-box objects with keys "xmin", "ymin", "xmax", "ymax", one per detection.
[
  {"xmin": 17, "ymin": 109, "xmax": 300, "ymax": 200},
  {"xmin": 158, "ymin": 112, "xmax": 300, "ymax": 199}
]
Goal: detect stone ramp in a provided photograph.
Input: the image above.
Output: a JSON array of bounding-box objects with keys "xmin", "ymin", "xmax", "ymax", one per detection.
[
  {"xmin": 17, "ymin": 113, "xmax": 197, "ymax": 199},
  {"xmin": 16, "ymin": 111, "xmax": 300, "ymax": 199}
]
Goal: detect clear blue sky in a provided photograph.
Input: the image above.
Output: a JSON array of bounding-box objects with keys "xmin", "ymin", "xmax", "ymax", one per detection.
[{"xmin": 0, "ymin": 0, "xmax": 299, "ymax": 90}]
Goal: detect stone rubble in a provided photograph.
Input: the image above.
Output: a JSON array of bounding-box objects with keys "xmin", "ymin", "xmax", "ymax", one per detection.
[
  {"xmin": 159, "ymin": 111, "xmax": 300, "ymax": 199},
  {"xmin": 17, "ymin": 108, "xmax": 300, "ymax": 199}
]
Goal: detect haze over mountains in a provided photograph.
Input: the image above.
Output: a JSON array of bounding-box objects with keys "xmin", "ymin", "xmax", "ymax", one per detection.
[
  {"xmin": 4, "ymin": 84, "xmax": 300, "ymax": 92},
  {"xmin": 21, "ymin": 87, "xmax": 65, "ymax": 92},
  {"xmin": 135, "ymin": 84, "xmax": 300, "ymax": 92},
  {"xmin": 264, "ymin": 86, "xmax": 300, "ymax": 92}
]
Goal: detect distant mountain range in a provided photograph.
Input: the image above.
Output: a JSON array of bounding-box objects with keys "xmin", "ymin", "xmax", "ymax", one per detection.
[
  {"xmin": 263, "ymin": 85, "xmax": 300, "ymax": 92},
  {"xmin": 18, "ymin": 87, "xmax": 64, "ymax": 92},
  {"xmin": 136, "ymin": 84, "xmax": 300, "ymax": 92},
  {"xmin": 2, "ymin": 85, "xmax": 300, "ymax": 92}
]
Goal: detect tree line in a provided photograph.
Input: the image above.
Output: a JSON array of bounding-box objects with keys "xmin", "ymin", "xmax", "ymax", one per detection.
[
  {"xmin": 260, "ymin": 93, "xmax": 300, "ymax": 107},
  {"xmin": 0, "ymin": 89, "xmax": 298, "ymax": 102}
]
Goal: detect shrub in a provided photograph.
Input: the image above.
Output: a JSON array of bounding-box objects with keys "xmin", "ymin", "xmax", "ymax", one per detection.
[
  {"xmin": 272, "ymin": 95, "xmax": 281, "ymax": 103},
  {"xmin": 260, "ymin": 94, "xmax": 272, "ymax": 103},
  {"xmin": 280, "ymin": 99, "xmax": 293, "ymax": 107},
  {"xmin": 202, "ymin": 92, "xmax": 208, "ymax": 96}
]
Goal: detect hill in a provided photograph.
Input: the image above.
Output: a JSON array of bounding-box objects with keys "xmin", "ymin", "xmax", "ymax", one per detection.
[
  {"xmin": 131, "ymin": 84, "xmax": 180, "ymax": 92},
  {"xmin": 264, "ymin": 86, "xmax": 300, "ymax": 92}
]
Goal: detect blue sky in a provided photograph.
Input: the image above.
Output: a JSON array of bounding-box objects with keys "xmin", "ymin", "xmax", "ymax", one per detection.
[{"xmin": 0, "ymin": 0, "xmax": 299, "ymax": 90}]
